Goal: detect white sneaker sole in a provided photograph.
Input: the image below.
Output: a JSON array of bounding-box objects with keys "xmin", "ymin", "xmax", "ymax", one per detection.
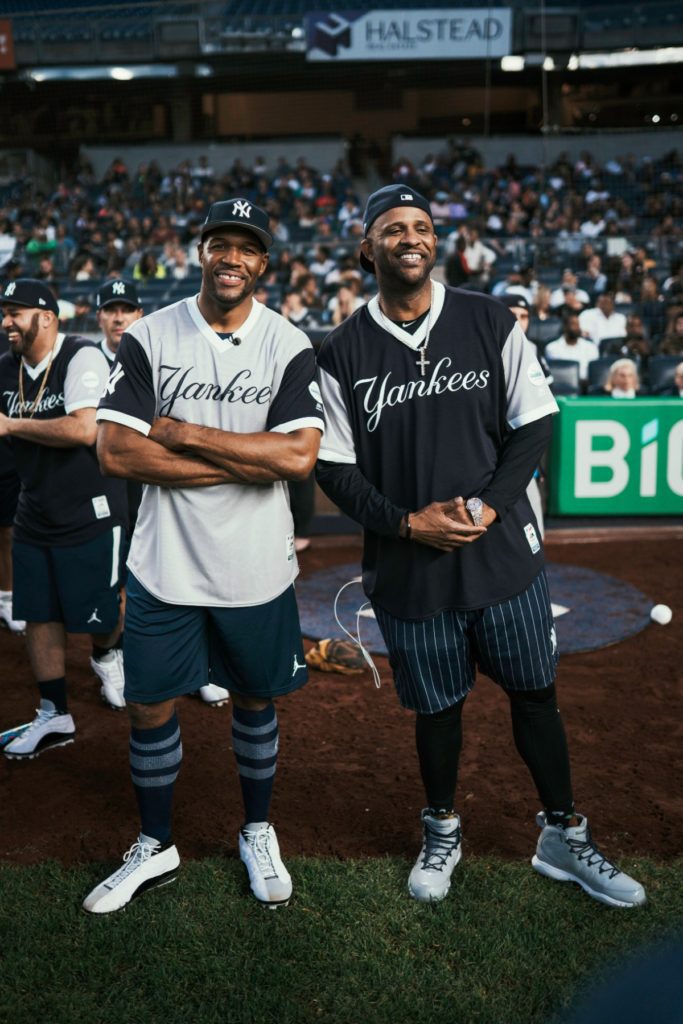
[
  {"xmin": 100, "ymin": 688, "xmax": 126, "ymax": 711},
  {"xmin": 4, "ymin": 735, "xmax": 75, "ymax": 760},
  {"xmin": 531, "ymin": 855, "xmax": 645, "ymax": 908},
  {"xmin": 408, "ymin": 847, "xmax": 462, "ymax": 903}
]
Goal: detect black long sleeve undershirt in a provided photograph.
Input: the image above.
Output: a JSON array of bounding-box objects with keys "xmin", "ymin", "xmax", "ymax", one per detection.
[{"xmin": 315, "ymin": 414, "xmax": 554, "ymax": 536}]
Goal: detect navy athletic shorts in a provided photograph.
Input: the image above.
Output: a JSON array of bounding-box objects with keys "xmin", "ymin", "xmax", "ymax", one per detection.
[
  {"xmin": 0, "ymin": 471, "xmax": 20, "ymax": 528},
  {"xmin": 123, "ymin": 573, "xmax": 309, "ymax": 704},
  {"xmin": 13, "ymin": 526, "xmax": 124, "ymax": 633},
  {"xmin": 372, "ymin": 570, "xmax": 558, "ymax": 714}
]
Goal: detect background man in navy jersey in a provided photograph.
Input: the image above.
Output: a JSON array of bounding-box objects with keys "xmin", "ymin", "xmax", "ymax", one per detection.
[
  {"xmin": 84, "ymin": 198, "xmax": 324, "ymax": 914},
  {"xmin": 0, "ymin": 325, "xmax": 24, "ymax": 634},
  {"xmin": 0, "ymin": 279, "xmax": 129, "ymax": 759},
  {"xmin": 316, "ymin": 185, "xmax": 645, "ymax": 909},
  {"xmin": 95, "ymin": 278, "xmax": 230, "ymax": 710}
]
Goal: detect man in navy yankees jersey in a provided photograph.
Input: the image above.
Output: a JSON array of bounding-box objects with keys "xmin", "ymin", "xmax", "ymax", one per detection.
[
  {"xmin": 0, "ymin": 279, "xmax": 129, "ymax": 759},
  {"xmin": 84, "ymin": 198, "xmax": 323, "ymax": 913},
  {"xmin": 316, "ymin": 185, "xmax": 645, "ymax": 909}
]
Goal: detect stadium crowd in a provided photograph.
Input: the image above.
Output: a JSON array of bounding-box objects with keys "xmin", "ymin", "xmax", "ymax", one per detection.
[{"xmin": 1, "ymin": 139, "xmax": 682, "ymax": 394}]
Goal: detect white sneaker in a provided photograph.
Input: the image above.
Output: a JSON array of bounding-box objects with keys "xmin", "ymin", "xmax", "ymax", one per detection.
[
  {"xmin": 0, "ymin": 596, "xmax": 26, "ymax": 635},
  {"xmin": 197, "ymin": 683, "xmax": 230, "ymax": 707},
  {"xmin": 83, "ymin": 835, "xmax": 180, "ymax": 915},
  {"xmin": 408, "ymin": 809, "xmax": 462, "ymax": 903},
  {"xmin": 4, "ymin": 701, "xmax": 75, "ymax": 760},
  {"xmin": 91, "ymin": 649, "xmax": 126, "ymax": 709},
  {"xmin": 239, "ymin": 823, "xmax": 292, "ymax": 907}
]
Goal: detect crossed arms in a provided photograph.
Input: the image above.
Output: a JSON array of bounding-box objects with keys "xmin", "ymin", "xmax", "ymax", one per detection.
[{"xmin": 97, "ymin": 418, "xmax": 321, "ymax": 488}]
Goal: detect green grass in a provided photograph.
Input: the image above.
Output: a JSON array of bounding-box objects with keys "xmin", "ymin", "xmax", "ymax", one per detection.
[{"xmin": 1, "ymin": 857, "xmax": 681, "ymax": 1024}]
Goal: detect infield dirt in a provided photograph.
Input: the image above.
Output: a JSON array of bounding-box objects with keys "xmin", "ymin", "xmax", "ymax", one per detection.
[{"xmin": 1, "ymin": 531, "xmax": 681, "ymax": 866}]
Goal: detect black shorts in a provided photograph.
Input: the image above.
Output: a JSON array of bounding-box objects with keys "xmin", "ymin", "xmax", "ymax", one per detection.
[
  {"xmin": 13, "ymin": 527, "xmax": 124, "ymax": 632},
  {"xmin": 123, "ymin": 573, "xmax": 309, "ymax": 704},
  {"xmin": 0, "ymin": 472, "xmax": 20, "ymax": 528}
]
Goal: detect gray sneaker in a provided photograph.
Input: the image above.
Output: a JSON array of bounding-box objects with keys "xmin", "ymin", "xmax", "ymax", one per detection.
[
  {"xmin": 408, "ymin": 809, "xmax": 462, "ymax": 903},
  {"xmin": 532, "ymin": 811, "xmax": 646, "ymax": 908}
]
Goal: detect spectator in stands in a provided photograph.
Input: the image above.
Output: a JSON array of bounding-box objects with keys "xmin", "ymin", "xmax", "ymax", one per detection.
[
  {"xmin": 71, "ymin": 254, "xmax": 98, "ymax": 282},
  {"xmin": 444, "ymin": 234, "xmax": 471, "ymax": 288},
  {"xmin": 329, "ymin": 283, "xmax": 365, "ymax": 327},
  {"xmin": 656, "ymin": 361, "xmax": 683, "ymax": 397},
  {"xmin": 133, "ymin": 250, "xmax": 167, "ymax": 283},
  {"xmin": 550, "ymin": 270, "xmax": 590, "ymax": 310},
  {"xmin": 659, "ymin": 311, "xmax": 683, "ymax": 356},
  {"xmin": 461, "ymin": 225, "xmax": 497, "ymax": 290},
  {"xmin": 545, "ymin": 312, "xmax": 599, "ymax": 385},
  {"xmin": 579, "ymin": 253, "xmax": 607, "ymax": 298},
  {"xmin": 530, "ymin": 285, "xmax": 553, "ymax": 323},
  {"xmin": 0, "ymin": 220, "xmax": 17, "ymax": 270},
  {"xmin": 579, "ymin": 208, "xmax": 606, "ymax": 238},
  {"xmin": 579, "ymin": 292, "xmax": 627, "ymax": 346},
  {"xmin": 596, "ymin": 358, "xmax": 642, "ymax": 398},
  {"xmin": 601, "ymin": 313, "xmax": 651, "ymax": 363},
  {"xmin": 639, "ymin": 276, "xmax": 667, "ymax": 344},
  {"xmin": 280, "ymin": 288, "xmax": 320, "ymax": 332}
]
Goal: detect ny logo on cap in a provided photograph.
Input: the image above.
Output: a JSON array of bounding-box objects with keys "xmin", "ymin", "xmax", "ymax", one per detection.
[
  {"xmin": 232, "ymin": 200, "xmax": 252, "ymax": 219},
  {"xmin": 38, "ymin": 298, "xmax": 46, "ymax": 305},
  {"xmin": 112, "ymin": 282, "xmax": 126, "ymax": 295},
  {"xmin": 400, "ymin": 193, "xmax": 414, "ymax": 201},
  {"xmin": 5, "ymin": 282, "xmax": 15, "ymax": 296}
]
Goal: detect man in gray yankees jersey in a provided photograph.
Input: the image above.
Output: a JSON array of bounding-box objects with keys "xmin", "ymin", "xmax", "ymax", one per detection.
[
  {"xmin": 316, "ymin": 184, "xmax": 645, "ymax": 910},
  {"xmin": 84, "ymin": 198, "xmax": 324, "ymax": 914}
]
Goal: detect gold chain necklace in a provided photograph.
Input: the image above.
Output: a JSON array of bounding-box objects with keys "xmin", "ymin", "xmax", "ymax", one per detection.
[
  {"xmin": 378, "ymin": 280, "xmax": 434, "ymax": 377},
  {"xmin": 18, "ymin": 343, "xmax": 57, "ymax": 419}
]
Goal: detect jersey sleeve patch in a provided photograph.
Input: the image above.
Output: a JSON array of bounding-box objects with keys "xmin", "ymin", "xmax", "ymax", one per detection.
[
  {"xmin": 64, "ymin": 345, "xmax": 111, "ymax": 414},
  {"xmin": 502, "ymin": 322, "xmax": 559, "ymax": 429},
  {"xmin": 96, "ymin": 330, "xmax": 156, "ymax": 430}
]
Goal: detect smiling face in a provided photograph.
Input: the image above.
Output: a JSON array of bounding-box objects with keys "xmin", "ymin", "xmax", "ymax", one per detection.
[
  {"xmin": 198, "ymin": 228, "xmax": 269, "ymax": 313},
  {"xmin": 1, "ymin": 304, "xmax": 55, "ymax": 364},
  {"xmin": 361, "ymin": 207, "xmax": 437, "ymax": 291}
]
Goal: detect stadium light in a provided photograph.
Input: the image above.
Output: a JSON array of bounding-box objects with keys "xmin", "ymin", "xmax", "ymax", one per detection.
[
  {"xmin": 111, "ymin": 67, "xmax": 134, "ymax": 81},
  {"xmin": 500, "ymin": 56, "xmax": 525, "ymax": 71}
]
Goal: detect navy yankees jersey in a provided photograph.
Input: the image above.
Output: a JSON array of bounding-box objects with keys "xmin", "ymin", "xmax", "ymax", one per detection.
[
  {"xmin": 97, "ymin": 296, "xmax": 324, "ymax": 607},
  {"xmin": 317, "ymin": 282, "xmax": 559, "ymax": 617},
  {"xmin": 0, "ymin": 334, "xmax": 127, "ymax": 546}
]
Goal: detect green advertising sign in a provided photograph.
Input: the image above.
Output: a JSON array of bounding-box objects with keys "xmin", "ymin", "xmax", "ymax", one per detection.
[{"xmin": 548, "ymin": 397, "xmax": 683, "ymax": 516}]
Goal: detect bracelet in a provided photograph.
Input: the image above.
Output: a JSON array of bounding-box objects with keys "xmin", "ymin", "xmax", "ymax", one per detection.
[{"xmin": 400, "ymin": 513, "xmax": 411, "ymax": 540}]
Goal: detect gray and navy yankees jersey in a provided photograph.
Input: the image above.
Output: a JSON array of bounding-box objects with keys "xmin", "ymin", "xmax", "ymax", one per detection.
[
  {"xmin": 0, "ymin": 334, "xmax": 127, "ymax": 545},
  {"xmin": 97, "ymin": 296, "xmax": 324, "ymax": 607},
  {"xmin": 316, "ymin": 281, "xmax": 559, "ymax": 616}
]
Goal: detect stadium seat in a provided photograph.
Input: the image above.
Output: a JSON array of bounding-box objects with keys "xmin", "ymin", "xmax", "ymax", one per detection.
[
  {"xmin": 588, "ymin": 357, "xmax": 620, "ymax": 391},
  {"xmin": 546, "ymin": 359, "xmax": 580, "ymax": 396},
  {"xmin": 527, "ymin": 317, "xmax": 562, "ymax": 347},
  {"xmin": 648, "ymin": 355, "xmax": 682, "ymax": 394},
  {"xmin": 306, "ymin": 327, "xmax": 330, "ymax": 352}
]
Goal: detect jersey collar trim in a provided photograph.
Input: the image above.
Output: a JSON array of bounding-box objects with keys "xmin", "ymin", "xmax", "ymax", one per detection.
[
  {"xmin": 22, "ymin": 333, "xmax": 65, "ymax": 380},
  {"xmin": 187, "ymin": 295, "xmax": 264, "ymax": 352},
  {"xmin": 367, "ymin": 280, "xmax": 445, "ymax": 351}
]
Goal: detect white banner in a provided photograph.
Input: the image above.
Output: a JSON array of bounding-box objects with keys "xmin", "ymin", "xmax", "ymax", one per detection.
[{"xmin": 306, "ymin": 8, "xmax": 512, "ymax": 62}]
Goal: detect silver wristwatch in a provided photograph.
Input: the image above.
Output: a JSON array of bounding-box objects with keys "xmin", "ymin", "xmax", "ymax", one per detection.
[{"xmin": 465, "ymin": 497, "xmax": 484, "ymax": 527}]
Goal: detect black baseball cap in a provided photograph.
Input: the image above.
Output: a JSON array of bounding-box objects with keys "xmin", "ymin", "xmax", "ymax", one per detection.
[
  {"xmin": 359, "ymin": 184, "xmax": 434, "ymax": 274},
  {"xmin": 1, "ymin": 278, "xmax": 59, "ymax": 315},
  {"xmin": 199, "ymin": 198, "xmax": 273, "ymax": 250},
  {"xmin": 498, "ymin": 293, "xmax": 531, "ymax": 311},
  {"xmin": 96, "ymin": 279, "xmax": 142, "ymax": 310}
]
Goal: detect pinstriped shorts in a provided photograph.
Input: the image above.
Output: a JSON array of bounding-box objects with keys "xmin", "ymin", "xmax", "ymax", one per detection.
[{"xmin": 372, "ymin": 570, "xmax": 558, "ymax": 715}]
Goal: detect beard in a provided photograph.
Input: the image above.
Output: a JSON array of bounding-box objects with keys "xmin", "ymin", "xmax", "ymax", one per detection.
[{"xmin": 8, "ymin": 313, "xmax": 41, "ymax": 356}]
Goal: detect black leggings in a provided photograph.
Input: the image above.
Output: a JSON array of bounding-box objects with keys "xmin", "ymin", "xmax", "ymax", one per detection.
[{"xmin": 415, "ymin": 684, "xmax": 574, "ymax": 817}]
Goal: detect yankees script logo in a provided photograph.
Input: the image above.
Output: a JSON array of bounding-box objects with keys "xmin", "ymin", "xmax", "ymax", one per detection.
[
  {"xmin": 3, "ymin": 388, "xmax": 63, "ymax": 418},
  {"xmin": 354, "ymin": 357, "xmax": 490, "ymax": 432},
  {"xmin": 158, "ymin": 364, "xmax": 272, "ymax": 416}
]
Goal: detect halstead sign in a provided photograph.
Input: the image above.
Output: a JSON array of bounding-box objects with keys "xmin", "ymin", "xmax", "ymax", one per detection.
[{"xmin": 305, "ymin": 8, "xmax": 512, "ymax": 61}]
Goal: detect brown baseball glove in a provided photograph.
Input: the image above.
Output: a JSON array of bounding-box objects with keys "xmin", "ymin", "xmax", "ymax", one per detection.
[{"xmin": 304, "ymin": 638, "xmax": 367, "ymax": 675}]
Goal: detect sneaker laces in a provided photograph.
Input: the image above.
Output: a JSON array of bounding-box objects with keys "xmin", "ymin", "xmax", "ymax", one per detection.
[
  {"xmin": 420, "ymin": 822, "xmax": 461, "ymax": 873},
  {"xmin": 243, "ymin": 828, "xmax": 278, "ymax": 879},
  {"xmin": 107, "ymin": 840, "xmax": 159, "ymax": 887},
  {"xmin": 566, "ymin": 829, "xmax": 621, "ymax": 879},
  {"xmin": 25, "ymin": 707, "xmax": 59, "ymax": 733}
]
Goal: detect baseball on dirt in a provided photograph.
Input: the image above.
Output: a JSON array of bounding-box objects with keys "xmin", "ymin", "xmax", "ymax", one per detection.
[{"xmin": 650, "ymin": 604, "xmax": 673, "ymax": 625}]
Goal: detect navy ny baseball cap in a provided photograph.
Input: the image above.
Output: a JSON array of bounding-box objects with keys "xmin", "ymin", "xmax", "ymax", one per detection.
[
  {"xmin": 1, "ymin": 278, "xmax": 59, "ymax": 315},
  {"xmin": 360, "ymin": 184, "xmax": 434, "ymax": 274},
  {"xmin": 97, "ymin": 279, "xmax": 142, "ymax": 310},
  {"xmin": 498, "ymin": 293, "xmax": 531, "ymax": 311},
  {"xmin": 200, "ymin": 198, "xmax": 273, "ymax": 251}
]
